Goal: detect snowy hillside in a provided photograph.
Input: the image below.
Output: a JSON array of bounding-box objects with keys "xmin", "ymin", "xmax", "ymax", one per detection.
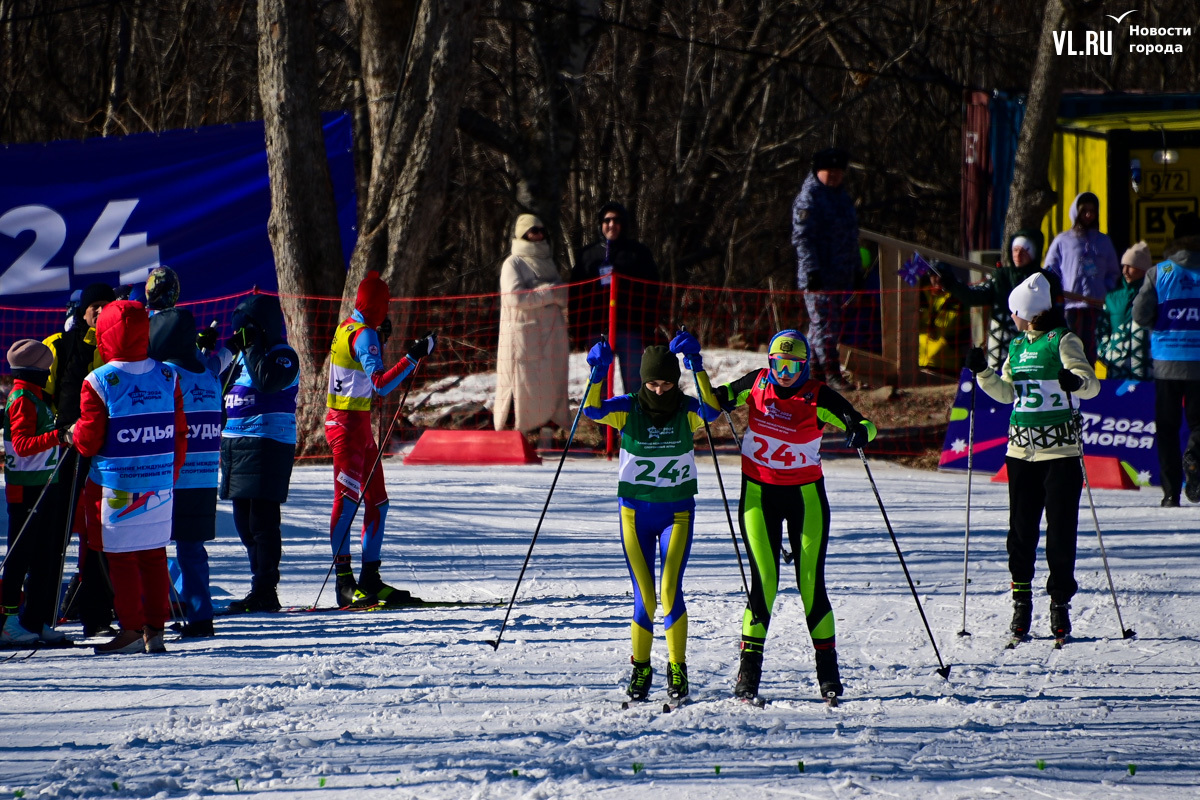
[{"xmin": 2, "ymin": 458, "xmax": 1198, "ymax": 799}]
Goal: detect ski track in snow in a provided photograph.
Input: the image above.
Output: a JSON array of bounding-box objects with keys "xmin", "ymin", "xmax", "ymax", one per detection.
[{"xmin": 3, "ymin": 459, "xmax": 1199, "ymax": 798}]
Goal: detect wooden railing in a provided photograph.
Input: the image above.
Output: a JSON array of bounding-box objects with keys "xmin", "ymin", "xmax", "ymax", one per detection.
[{"xmin": 852, "ymin": 229, "xmax": 988, "ymax": 388}]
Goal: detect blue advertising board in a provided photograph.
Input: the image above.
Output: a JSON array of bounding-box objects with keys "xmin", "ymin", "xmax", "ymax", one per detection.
[
  {"xmin": 939, "ymin": 368, "xmax": 1176, "ymax": 486},
  {"xmin": 0, "ymin": 113, "xmax": 356, "ymax": 306}
]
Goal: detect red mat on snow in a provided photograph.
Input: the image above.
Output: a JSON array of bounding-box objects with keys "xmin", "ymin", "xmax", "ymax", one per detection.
[
  {"xmin": 991, "ymin": 455, "xmax": 1137, "ymax": 490},
  {"xmin": 403, "ymin": 430, "xmax": 542, "ymax": 465}
]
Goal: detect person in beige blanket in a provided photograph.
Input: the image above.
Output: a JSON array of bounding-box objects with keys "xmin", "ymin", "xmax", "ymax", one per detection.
[{"xmin": 494, "ymin": 214, "xmax": 570, "ymax": 435}]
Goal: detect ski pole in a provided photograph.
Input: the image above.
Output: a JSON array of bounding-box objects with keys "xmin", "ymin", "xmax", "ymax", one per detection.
[
  {"xmin": 487, "ymin": 369, "xmax": 597, "ymax": 650},
  {"xmin": 1067, "ymin": 392, "xmax": 1135, "ymax": 639},
  {"xmin": 51, "ymin": 453, "xmax": 83, "ymax": 629},
  {"xmin": 0, "ymin": 454, "xmax": 67, "ymax": 574},
  {"xmin": 957, "ymin": 373, "xmax": 977, "ymax": 637},
  {"xmin": 674, "ymin": 337, "xmax": 754, "ymax": 616},
  {"xmin": 853, "ymin": 442, "xmax": 951, "ymax": 679},
  {"xmin": 311, "ymin": 357, "xmax": 423, "ymax": 610}
]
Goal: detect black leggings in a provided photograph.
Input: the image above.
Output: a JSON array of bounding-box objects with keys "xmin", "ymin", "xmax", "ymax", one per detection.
[
  {"xmin": 738, "ymin": 476, "xmax": 834, "ymax": 653},
  {"xmin": 1006, "ymin": 456, "xmax": 1082, "ymax": 602}
]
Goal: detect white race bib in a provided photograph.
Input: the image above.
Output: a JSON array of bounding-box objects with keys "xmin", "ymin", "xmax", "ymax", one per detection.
[
  {"xmin": 1012, "ymin": 378, "xmax": 1069, "ymax": 415},
  {"xmin": 741, "ymin": 430, "xmax": 821, "ymax": 471},
  {"xmin": 617, "ymin": 451, "xmax": 697, "ymax": 488}
]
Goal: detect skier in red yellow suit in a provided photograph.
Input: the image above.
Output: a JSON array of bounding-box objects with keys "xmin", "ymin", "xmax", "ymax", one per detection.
[
  {"xmin": 703, "ymin": 329, "xmax": 876, "ymax": 704},
  {"xmin": 325, "ymin": 271, "xmax": 436, "ymax": 606}
]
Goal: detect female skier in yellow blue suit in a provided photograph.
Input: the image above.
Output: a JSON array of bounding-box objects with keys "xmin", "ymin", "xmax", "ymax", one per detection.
[{"xmin": 584, "ymin": 336, "xmax": 721, "ymax": 703}]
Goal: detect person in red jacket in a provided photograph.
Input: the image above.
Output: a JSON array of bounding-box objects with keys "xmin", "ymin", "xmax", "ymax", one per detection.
[
  {"xmin": 2, "ymin": 339, "xmax": 70, "ymax": 645},
  {"xmin": 71, "ymin": 300, "xmax": 187, "ymax": 655}
]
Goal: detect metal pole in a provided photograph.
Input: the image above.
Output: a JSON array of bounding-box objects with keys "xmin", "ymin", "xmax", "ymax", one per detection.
[
  {"xmin": 854, "ymin": 445, "xmax": 951, "ymax": 678},
  {"xmin": 957, "ymin": 374, "xmax": 977, "ymax": 637},
  {"xmin": 488, "ymin": 374, "xmax": 597, "ymax": 649},
  {"xmin": 1067, "ymin": 393, "xmax": 1135, "ymax": 639}
]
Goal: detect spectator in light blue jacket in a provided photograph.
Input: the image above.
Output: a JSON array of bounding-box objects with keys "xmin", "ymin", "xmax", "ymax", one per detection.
[
  {"xmin": 1044, "ymin": 191, "xmax": 1120, "ymax": 364},
  {"xmin": 791, "ymin": 147, "xmax": 858, "ymax": 391}
]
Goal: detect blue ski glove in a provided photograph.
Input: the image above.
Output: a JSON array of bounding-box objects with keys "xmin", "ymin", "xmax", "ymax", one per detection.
[
  {"xmin": 844, "ymin": 420, "xmax": 869, "ymax": 449},
  {"xmin": 669, "ymin": 330, "xmax": 703, "ymax": 372},
  {"xmin": 587, "ymin": 339, "xmax": 613, "ymax": 383}
]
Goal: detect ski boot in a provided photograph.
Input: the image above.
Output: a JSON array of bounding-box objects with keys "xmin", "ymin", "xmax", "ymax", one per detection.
[
  {"xmin": 1009, "ymin": 584, "xmax": 1033, "ymax": 643},
  {"xmin": 1050, "ymin": 601, "xmax": 1071, "ymax": 644},
  {"xmin": 180, "ymin": 619, "xmax": 215, "ymax": 638},
  {"xmin": 734, "ymin": 650, "xmax": 763, "ymax": 702},
  {"xmin": 93, "ymin": 628, "xmax": 146, "ymax": 655},
  {"xmin": 228, "ymin": 588, "xmax": 280, "ymax": 614},
  {"xmin": 1185, "ymin": 451, "xmax": 1200, "ymax": 503},
  {"xmin": 1, "ymin": 613, "xmax": 39, "ymax": 644},
  {"xmin": 814, "ymin": 647, "xmax": 843, "ymax": 704},
  {"xmin": 143, "ymin": 625, "xmax": 167, "ymax": 654},
  {"xmin": 335, "ymin": 572, "xmax": 359, "ymax": 608},
  {"xmin": 625, "ymin": 658, "xmax": 653, "ymax": 702},
  {"xmin": 358, "ymin": 561, "xmax": 414, "ymax": 606},
  {"xmin": 667, "ymin": 662, "xmax": 689, "ymax": 702}
]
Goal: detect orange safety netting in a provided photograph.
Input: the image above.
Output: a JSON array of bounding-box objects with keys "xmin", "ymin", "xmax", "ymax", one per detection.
[{"xmin": 1, "ymin": 276, "xmax": 966, "ymax": 457}]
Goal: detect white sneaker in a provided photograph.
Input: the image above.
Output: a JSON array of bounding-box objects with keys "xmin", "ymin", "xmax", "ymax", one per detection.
[
  {"xmin": 40, "ymin": 625, "xmax": 68, "ymax": 644},
  {"xmin": 1, "ymin": 615, "xmax": 39, "ymax": 644}
]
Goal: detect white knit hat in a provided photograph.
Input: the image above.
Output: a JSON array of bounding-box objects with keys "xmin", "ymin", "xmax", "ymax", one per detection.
[
  {"xmin": 1121, "ymin": 241, "xmax": 1152, "ymax": 271},
  {"xmin": 1008, "ymin": 272, "xmax": 1053, "ymax": 321},
  {"xmin": 1011, "ymin": 235, "xmax": 1038, "ymax": 263},
  {"xmin": 514, "ymin": 214, "xmax": 544, "ymax": 239}
]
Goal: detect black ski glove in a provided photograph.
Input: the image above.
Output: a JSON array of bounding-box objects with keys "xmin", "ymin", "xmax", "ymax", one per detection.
[
  {"xmin": 844, "ymin": 420, "xmax": 869, "ymax": 449},
  {"xmin": 965, "ymin": 347, "xmax": 988, "ymax": 374},
  {"xmin": 377, "ymin": 317, "xmax": 393, "ymax": 346},
  {"xmin": 407, "ymin": 333, "xmax": 437, "ymax": 360},
  {"xmin": 196, "ymin": 326, "xmax": 218, "ymax": 352},
  {"xmin": 1058, "ymin": 368, "xmax": 1083, "ymax": 393}
]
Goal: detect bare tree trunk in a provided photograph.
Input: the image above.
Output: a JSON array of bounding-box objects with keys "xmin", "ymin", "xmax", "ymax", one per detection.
[
  {"xmin": 458, "ymin": 0, "xmax": 601, "ymax": 240},
  {"xmin": 1003, "ymin": 0, "xmax": 1102, "ymax": 244},
  {"xmin": 102, "ymin": 4, "xmax": 133, "ymax": 136},
  {"xmin": 345, "ymin": 0, "xmax": 479, "ymax": 337},
  {"xmin": 257, "ymin": 0, "xmax": 348, "ymax": 454}
]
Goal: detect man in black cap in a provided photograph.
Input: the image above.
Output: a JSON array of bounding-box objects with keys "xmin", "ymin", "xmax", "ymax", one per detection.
[
  {"xmin": 42, "ymin": 281, "xmax": 117, "ymax": 637},
  {"xmin": 791, "ymin": 147, "xmax": 858, "ymax": 391},
  {"xmin": 572, "ymin": 201, "xmax": 662, "ymax": 394},
  {"xmin": 1134, "ymin": 211, "xmax": 1200, "ymax": 506}
]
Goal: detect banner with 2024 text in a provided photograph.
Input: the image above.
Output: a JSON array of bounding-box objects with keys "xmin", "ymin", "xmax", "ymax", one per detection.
[
  {"xmin": 939, "ymin": 368, "xmax": 1176, "ymax": 486},
  {"xmin": 0, "ymin": 113, "xmax": 357, "ymax": 307}
]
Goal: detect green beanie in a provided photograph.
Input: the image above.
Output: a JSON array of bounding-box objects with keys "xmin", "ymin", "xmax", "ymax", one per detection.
[{"xmin": 640, "ymin": 345, "xmax": 681, "ymax": 385}]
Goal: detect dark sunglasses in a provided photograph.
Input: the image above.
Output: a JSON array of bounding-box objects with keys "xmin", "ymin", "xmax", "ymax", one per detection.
[
  {"xmin": 602, "ymin": 216, "xmax": 621, "ymax": 225},
  {"xmin": 526, "ymin": 227, "xmax": 546, "ymax": 235}
]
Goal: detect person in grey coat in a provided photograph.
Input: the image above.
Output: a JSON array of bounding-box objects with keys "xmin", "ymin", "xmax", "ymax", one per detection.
[
  {"xmin": 1133, "ymin": 212, "xmax": 1200, "ymax": 507},
  {"xmin": 792, "ymin": 147, "xmax": 858, "ymax": 391}
]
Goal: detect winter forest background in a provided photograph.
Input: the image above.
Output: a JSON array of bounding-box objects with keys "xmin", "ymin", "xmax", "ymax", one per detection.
[{"xmin": 4, "ymin": 0, "xmax": 1199, "ymax": 302}]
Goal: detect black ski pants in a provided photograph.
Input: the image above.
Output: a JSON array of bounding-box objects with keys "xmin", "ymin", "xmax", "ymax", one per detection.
[
  {"xmin": 3, "ymin": 482, "xmax": 65, "ymax": 630},
  {"xmin": 1006, "ymin": 456, "xmax": 1082, "ymax": 603},
  {"xmin": 233, "ymin": 498, "xmax": 282, "ymax": 596},
  {"xmin": 1154, "ymin": 378, "xmax": 1200, "ymax": 503}
]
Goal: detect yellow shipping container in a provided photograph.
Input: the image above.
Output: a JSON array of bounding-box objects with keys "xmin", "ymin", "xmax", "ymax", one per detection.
[{"xmin": 1043, "ymin": 110, "xmax": 1200, "ymax": 261}]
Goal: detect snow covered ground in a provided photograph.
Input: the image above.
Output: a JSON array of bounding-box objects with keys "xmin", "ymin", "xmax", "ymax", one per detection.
[{"xmin": 3, "ymin": 457, "xmax": 1199, "ymax": 799}]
